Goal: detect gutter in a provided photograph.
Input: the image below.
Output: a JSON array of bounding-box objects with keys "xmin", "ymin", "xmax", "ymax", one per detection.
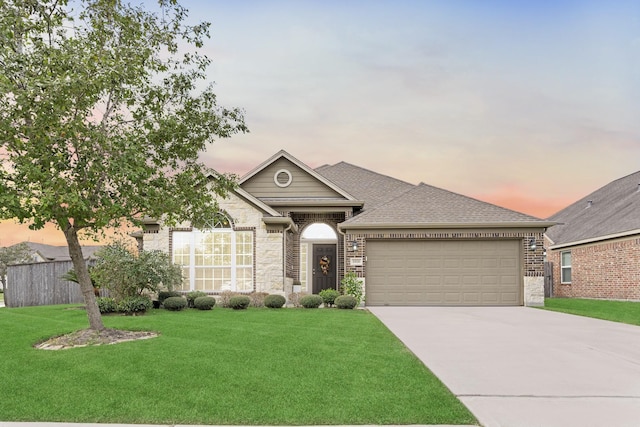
[
  {"xmin": 339, "ymin": 221, "xmax": 557, "ymax": 231},
  {"xmin": 549, "ymin": 228, "xmax": 640, "ymax": 250}
]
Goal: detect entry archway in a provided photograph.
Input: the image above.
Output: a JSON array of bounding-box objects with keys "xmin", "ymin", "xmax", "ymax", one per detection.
[{"xmin": 300, "ymin": 223, "xmax": 338, "ymax": 293}]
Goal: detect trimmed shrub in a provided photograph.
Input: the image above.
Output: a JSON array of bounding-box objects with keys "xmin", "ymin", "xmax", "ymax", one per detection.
[
  {"xmin": 118, "ymin": 296, "xmax": 152, "ymax": 315},
  {"xmin": 319, "ymin": 288, "xmax": 340, "ymax": 307},
  {"xmin": 287, "ymin": 292, "xmax": 307, "ymax": 308},
  {"xmin": 249, "ymin": 292, "xmax": 269, "ymax": 308},
  {"xmin": 335, "ymin": 294, "xmax": 358, "ymax": 309},
  {"xmin": 264, "ymin": 294, "xmax": 286, "ymax": 308},
  {"xmin": 158, "ymin": 290, "xmax": 181, "ymax": 304},
  {"xmin": 229, "ymin": 295, "xmax": 250, "ymax": 310},
  {"xmin": 219, "ymin": 290, "xmax": 238, "ymax": 308},
  {"xmin": 194, "ymin": 296, "xmax": 216, "ymax": 310},
  {"xmin": 340, "ymin": 272, "xmax": 364, "ymax": 306},
  {"xmin": 186, "ymin": 291, "xmax": 207, "ymax": 308},
  {"xmin": 96, "ymin": 297, "xmax": 117, "ymax": 314},
  {"xmin": 163, "ymin": 296, "xmax": 187, "ymax": 311},
  {"xmin": 300, "ymin": 294, "xmax": 323, "ymax": 309}
]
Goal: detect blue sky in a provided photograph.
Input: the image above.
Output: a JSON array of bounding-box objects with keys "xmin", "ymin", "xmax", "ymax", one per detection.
[{"xmin": 2, "ymin": 0, "xmax": 639, "ymax": 245}]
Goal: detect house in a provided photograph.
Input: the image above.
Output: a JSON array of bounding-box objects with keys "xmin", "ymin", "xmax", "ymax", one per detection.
[
  {"xmin": 21, "ymin": 242, "xmax": 103, "ymax": 262},
  {"xmin": 140, "ymin": 150, "xmax": 553, "ymax": 306},
  {"xmin": 545, "ymin": 171, "xmax": 640, "ymax": 300}
]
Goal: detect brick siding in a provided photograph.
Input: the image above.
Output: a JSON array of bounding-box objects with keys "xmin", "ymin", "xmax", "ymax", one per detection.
[{"xmin": 548, "ymin": 236, "xmax": 640, "ymax": 300}]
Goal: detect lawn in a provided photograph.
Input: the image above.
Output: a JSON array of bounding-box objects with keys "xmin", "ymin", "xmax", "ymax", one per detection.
[
  {"xmin": 0, "ymin": 305, "xmax": 475, "ymax": 425},
  {"xmin": 541, "ymin": 298, "xmax": 640, "ymax": 326}
]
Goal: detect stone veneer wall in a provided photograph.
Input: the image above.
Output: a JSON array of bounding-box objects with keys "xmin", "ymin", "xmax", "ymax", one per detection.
[
  {"xmin": 142, "ymin": 192, "xmax": 285, "ymax": 294},
  {"xmin": 548, "ymin": 236, "xmax": 640, "ymax": 301},
  {"xmin": 344, "ymin": 229, "xmax": 546, "ymax": 307}
]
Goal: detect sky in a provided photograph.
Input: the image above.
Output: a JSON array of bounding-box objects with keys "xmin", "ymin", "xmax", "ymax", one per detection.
[{"xmin": 1, "ymin": 0, "xmax": 639, "ymax": 247}]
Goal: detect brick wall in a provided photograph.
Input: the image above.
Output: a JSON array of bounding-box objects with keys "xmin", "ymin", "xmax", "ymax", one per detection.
[{"xmin": 548, "ymin": 236, "xmax": 640, "ymax": 300}]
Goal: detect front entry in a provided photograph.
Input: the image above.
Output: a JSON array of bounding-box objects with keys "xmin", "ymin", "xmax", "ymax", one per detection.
[{"xmin": 312, "ymin": 244, "xmax": 337, "ymax": 293}]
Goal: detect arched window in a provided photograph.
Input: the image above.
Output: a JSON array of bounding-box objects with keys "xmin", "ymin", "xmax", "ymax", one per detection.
[{"xmin": 172, "ymin": 213, "xmax": 253, "ymax": 292}]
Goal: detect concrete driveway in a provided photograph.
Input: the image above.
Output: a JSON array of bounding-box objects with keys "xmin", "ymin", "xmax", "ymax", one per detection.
[{"xmin": 369, "ymin": 307, "xmax": 640, "ymax": 427}]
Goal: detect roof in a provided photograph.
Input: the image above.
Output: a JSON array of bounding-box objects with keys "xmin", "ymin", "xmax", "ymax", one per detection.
[
  {"xmin": 20, "ymin": 242, "xmax": 103, "ymax": 262},
  {"xmin": 315, "ymin": 162, "xmax": 415, "ymax": 212},
  {"xmin": 340, "ymin": 182, "xmax": 553, "ymax": 229},
  {"xmin": 546, "ymin": 170, "xmax": 640, "ymax": 247}
]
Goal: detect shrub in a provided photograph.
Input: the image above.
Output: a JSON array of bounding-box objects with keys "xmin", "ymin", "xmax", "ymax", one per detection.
[
  {"xmin": 335, "ymin": 295, "xmax": 358, "ymax": 309},
  {"xmin": 186, "ymin": 291, "xmax": 207, "ymax": 308},
  {"xmin": 219, "ymin": 290, "xmax": 238, "ymax": 308},
  {"xmin": 340, "ymin": 272, "xmax": 364, "ymax": 306},
  {"xmin": 300, "ymin": 294, "xmax": 323, "ymax": 308},
  {"xmin": 158, "ymin": 290, "xmax": 182, "ymax": 304},
  {"xmin": 92, "ymin": 241, "xmax": 182, "ymax": 300},
  {"xmin": 96, "ymin": 297, "xmax": 117, "ymax": 314},
  {"xmin": 319, "ymin": 288, "xmax": 340, "ymax": 307},
  {"xmin": 163, "ymin": 296, "xmax": 187, "ymax": 311},
  {"xmin": 117, "ymin": 296, "xmax": 152, "ymax": 315},
  {"xmin": 264, "ymin": 294, "xmax": 286, "ymax": 308},
  {"xmin": 249, "ymin": 292, "xmax": 269, "ymax": 308},
  {"xmin": 287, "ymin": 292, "xmax": 307, "ymax": 308},
  {"xmin": 194, "ymin": 296, "xmax": 216, "ymax": 310},
  {"xmin": 228, "ymin": 295, "xmax": 250, "ymax": 310}
]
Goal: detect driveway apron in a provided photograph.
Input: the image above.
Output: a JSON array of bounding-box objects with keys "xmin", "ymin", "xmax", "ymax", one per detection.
[{"xmin": 369, "ymin": 307, "xmax": 640, "ymax": 427}]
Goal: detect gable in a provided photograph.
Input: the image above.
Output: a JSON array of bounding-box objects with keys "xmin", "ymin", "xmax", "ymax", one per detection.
[{"xmin": 241, "ymin": 157, "xmax": 347, "ymax": 200}]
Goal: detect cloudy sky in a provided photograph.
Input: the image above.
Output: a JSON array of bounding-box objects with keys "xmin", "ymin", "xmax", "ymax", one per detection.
[{"xmin": 1, "ymin": 0, "xmax": 639, "ymax": 246}]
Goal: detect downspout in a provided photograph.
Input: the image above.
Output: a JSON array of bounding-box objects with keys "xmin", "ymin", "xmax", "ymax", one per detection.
[{"xmin": 337, "ymin": 224, "xmax": 348, "ymax": 291}]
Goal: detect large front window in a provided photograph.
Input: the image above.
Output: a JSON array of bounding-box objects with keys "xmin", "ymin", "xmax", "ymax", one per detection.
[{"xmin": 172, "ymin": 216, "xmax": 253, "ymax": 292}]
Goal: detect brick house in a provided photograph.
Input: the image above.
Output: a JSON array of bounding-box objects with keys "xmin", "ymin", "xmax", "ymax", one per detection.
[
  {"xmin": 140, "ymin": 150, "xmax": 552, "ymax": 306},
  {"xmin": 545, "ymin": 171, "xmax": 640, "ymax": 300}
]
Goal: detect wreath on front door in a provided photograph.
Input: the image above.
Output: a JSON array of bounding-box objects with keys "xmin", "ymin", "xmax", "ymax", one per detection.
[{"xmin": 319, "ymin": 255, "xmax": 330, "ymax": 275}]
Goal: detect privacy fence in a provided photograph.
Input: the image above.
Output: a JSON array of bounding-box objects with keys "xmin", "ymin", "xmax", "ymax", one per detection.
[{"xmin": 5, "ymin": 260, "xmax": 96, "ymax": 308}]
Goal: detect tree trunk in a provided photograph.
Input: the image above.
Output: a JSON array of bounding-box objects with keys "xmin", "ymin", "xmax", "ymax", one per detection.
[{"xmin": 64, "ymin": 226, "xmax": 105, "ymax": 331}]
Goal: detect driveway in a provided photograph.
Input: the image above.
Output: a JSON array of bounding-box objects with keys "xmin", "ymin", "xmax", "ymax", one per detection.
[{"xmin": 369, "ymin": 307, "xmax": 640, "ymax": 427}]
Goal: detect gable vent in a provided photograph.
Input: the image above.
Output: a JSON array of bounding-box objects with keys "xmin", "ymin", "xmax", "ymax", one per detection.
[{"xmin": 274, "ymin": 169, "xmax": 292, "ymax": 188}]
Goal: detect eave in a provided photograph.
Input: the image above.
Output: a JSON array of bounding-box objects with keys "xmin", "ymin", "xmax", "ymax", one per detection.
[
  {"xmin": 262, "ymin": 216, "xmax": 298, "ymax": 232},
  {"xmin": 339, "ymin": 221, "xmax": 557, "ymax": 231},
  {"xmin": 548, "ymin": 228, "xmax": 640, "ymax": 250}
]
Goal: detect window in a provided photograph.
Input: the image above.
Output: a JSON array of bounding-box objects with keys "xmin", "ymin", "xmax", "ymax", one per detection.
[
  {"xmin": 172, "ymin": 215, "xmax": 253, "ymax": 292},
  {"xmin": 561, "ymin": 251, "xmax": 572, "ymax": 284}
]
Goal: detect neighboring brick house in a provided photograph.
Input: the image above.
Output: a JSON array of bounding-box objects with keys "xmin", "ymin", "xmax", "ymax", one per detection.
[
  {"xmin": 141, "ymin": 150, "xmax": 552, "ymax": 306},
  {"xmin": 545, "ymin": 171, "xmax": 640, "ymax": 300}
]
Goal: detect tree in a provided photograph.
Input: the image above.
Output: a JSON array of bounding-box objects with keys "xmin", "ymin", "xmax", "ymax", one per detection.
[
  {"xmin": 0, "ymin": 242, "xmax": 32, "ymax": 290},
  {"xmin": 0, "ymin": 0, "xmax": 247, "ymax": 330}
]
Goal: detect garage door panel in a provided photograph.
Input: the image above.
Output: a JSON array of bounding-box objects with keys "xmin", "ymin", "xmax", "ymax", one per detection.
[{"xmin": 366, "ymin": 240, "xmax": 521, "ymax": 306}]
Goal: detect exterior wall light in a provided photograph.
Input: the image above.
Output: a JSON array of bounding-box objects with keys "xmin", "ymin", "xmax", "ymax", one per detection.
[
  {"xmin": 529, "ymin": 238, "xmax": 537, "ymax": 251},
  {"xmin": 350, "ymin": 240, "xmax": 359, "ymax": 252}
]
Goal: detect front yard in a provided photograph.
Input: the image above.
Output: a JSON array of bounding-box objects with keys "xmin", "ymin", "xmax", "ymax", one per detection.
[
  {"xmin": 0, "ymin": 305, "xmax": 475, "ymax": 425},
  {"xmin": 542, "ymin": 298, "xmax": 640, "ymax": 326}
]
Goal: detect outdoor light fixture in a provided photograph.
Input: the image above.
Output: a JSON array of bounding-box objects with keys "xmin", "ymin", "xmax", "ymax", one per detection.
[
  {"xmin": 350, "ymin": 240, "xmax": 359, "ymax": 251},
  {"xmin": 529, "ymin": 238, "xmax": 537, "ymax": 251}
]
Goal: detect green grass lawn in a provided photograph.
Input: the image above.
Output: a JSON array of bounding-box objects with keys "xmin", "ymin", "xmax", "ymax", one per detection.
[
  {"xmin": 0, "ymin": 305, "xmax": 475, "ymax": 425},
  {"xmin": 541, "ymin": 298, "xmax": 640, "ymax": 326}
]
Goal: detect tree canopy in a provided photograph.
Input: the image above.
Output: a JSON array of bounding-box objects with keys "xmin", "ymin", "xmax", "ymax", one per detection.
[{"xmin": 0, "ymin": 0, "xmax": 248, "ymax": 329}]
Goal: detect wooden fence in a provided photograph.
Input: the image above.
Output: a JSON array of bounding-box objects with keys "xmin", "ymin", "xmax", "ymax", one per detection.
[
  {"xmin": 5, "ymin": 260, "xmax": 91, "ymax": 307},
  {"xmin": 544, "ymin": 261, "xmax": 554, "ymax": 298}
]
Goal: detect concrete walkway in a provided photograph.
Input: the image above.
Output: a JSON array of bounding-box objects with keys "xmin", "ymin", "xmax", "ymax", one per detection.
[{"xmin": 369, "ymin": 306, "xmax": 640, "ymax": 427}]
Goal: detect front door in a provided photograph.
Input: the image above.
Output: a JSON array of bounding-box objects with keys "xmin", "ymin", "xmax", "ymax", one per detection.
[{"xmin": 312, "ymin": 244, "xmax": 337, "ymax": 293}]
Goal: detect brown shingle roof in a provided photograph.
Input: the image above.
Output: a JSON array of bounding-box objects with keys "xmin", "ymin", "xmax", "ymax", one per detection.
[
  {"xmin": 315, "ymin": 162, "xmax": 415, "ymax": 211},
  {"xmin": 546, "ymin": 170, "xmax": 640, "ymax": 246},
  {"xmin": 342, "ymin": 182, "xmax": 548, "ymax": 228}
]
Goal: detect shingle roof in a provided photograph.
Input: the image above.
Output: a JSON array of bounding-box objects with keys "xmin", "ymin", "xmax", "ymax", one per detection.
[
  {"xmin": 342, "ymin": 182, "xmax": 548, "ymax": 227},
  {"xmin": 315, "ymin": 162, "xmax": 415, "ymax": 211},
  {"xmin": 546, "ymin": 170, "xmax": 640, "ymax": 246},
  {"xmin": 21, "ymin": 242, "xmax": 102, "ymax": 261}
]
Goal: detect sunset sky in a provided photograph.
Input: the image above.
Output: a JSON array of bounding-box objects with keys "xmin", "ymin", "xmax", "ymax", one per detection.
[{"xmin": 1, "ymin": 0, "xmax": 639, "ymax": 247}]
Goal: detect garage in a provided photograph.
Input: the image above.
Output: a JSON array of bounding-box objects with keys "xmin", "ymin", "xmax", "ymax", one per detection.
[{"xmin": 366, "ymin": 240, "xmax": 521, "ymax": 306}]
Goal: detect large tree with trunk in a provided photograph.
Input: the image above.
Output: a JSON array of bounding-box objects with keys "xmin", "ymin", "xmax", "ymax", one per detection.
[{"xmin": 0, "ymin": 0, "xmax": 247, "ymax": 330}]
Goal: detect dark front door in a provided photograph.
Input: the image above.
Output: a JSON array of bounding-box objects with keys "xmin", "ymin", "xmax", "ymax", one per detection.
[{"xmin": 312, "ymin": 244, "xmax": 337, "ymax": 294}]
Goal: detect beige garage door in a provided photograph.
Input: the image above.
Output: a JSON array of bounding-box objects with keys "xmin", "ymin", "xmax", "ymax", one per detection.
[{"xmin": 366, "ymin": 240, "xmax": 521, "ymax": 306}]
